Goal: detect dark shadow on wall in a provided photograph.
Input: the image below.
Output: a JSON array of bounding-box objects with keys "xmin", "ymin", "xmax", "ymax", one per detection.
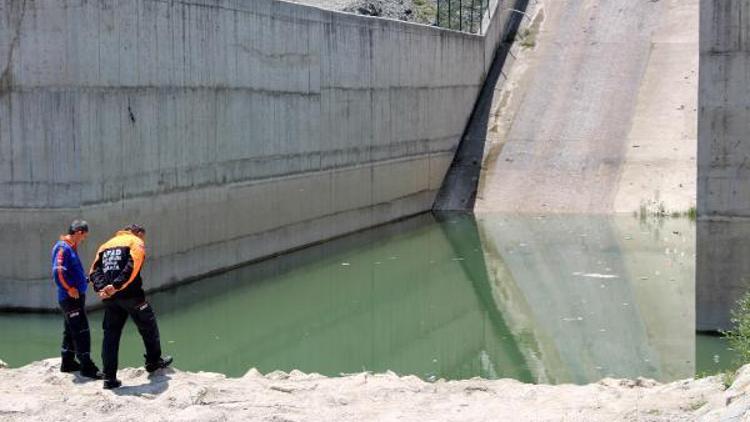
[{"xmin": 433, "ymin": 0, "xmax": 530, "ymax": 211}]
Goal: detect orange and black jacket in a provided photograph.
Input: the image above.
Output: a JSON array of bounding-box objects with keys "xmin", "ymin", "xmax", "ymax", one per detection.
[{"xmin": 89, "ymin": 231, "xmax": 147, "ymax": 299}]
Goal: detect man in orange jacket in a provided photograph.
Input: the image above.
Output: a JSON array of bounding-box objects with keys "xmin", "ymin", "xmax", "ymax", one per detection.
[{"xmin": 89, "ymin": 224, "xmax": 172, "ymax": 389}]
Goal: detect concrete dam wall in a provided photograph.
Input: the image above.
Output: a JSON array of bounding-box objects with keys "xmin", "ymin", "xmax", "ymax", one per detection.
[
  {"xmin": 0, "ymin": 0, "xmax": 517, "ymax": 309},
  {"xmin": 697, "ymin": 0, "xmax": 750, "ymax": 330},
  {"xmin": 698, "ymin": 0, "xmax": 750, "ymax": 218}
]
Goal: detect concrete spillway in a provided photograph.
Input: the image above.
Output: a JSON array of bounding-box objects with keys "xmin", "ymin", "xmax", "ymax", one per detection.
[{"xmin": 473, "ymin": 0, "xmax": 698, "ymax": 214}]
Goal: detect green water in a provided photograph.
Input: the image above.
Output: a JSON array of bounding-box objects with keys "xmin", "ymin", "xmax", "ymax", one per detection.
[{"xmin": 0, "ymin": 213, "xmax": 735, "ymax": 383}]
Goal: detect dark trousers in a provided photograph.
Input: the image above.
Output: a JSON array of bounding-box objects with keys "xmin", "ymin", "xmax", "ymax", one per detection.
[
  {"xmin": 101, "ymin": 296, "xmax": 162, "ymax": 379},
  {"xmin": 59, "ymin": 294, "xmax": 92, "ymax": 363}
]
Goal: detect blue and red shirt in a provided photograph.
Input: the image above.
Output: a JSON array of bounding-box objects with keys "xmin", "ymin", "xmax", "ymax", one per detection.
[{"xmin": 51, "ymin": 237, "xmax": 88, "ymax": 302}]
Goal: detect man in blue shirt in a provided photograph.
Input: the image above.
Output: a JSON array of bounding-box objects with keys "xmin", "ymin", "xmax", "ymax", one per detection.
[{"xmin": 52, "ymin": 220, "xmax": 102, "ymax": 379}]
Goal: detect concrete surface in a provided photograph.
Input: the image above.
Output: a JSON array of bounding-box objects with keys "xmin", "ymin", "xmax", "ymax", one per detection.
[
  {"xmin": 698, "ymin": 0, "xmax": 750, "ymax": 218},
  {"xmin": 695, "ymin": 0, "xmax": 750, "ymax": 331},
  {"xmin": 697, "ymin": 219, "xmax": 750, "ymax": 331},
  {"xmin": 474, "ymin": 0, "xmax": 698, "ymax": 214},
  {"xmin": 0, "ymin": 0, "xmax": 517, "ymax": 309}
]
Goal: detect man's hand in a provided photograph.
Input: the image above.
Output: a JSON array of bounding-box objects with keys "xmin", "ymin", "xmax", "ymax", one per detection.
[
  {"xmin": 67, "ymin": 288, "xmax": 79, "ymax": 299},
  {"xmin": 98, "ymin": 284, "xmax": 116, "ymax": 299}
]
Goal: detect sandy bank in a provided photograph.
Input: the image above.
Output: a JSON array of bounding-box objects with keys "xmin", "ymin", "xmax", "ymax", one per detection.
[{"xmin": 1, "ymin": 359, "xmax": 749, "ymax": 421}]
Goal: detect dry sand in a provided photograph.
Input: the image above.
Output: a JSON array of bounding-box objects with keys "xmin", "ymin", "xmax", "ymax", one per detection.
[{"xmin": 1, "ymin": 358, "xmax": 749, "ymax": 421}]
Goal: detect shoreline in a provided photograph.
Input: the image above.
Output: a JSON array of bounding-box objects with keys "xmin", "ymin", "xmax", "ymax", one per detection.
[{"xmin": 1, "ymin": 359, "xmax": 749, "ymax": 421}]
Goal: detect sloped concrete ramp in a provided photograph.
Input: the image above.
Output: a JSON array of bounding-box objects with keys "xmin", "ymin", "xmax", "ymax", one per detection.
[{"xmin": 475, "ymin": 0, "xmax": 697, "ymax": 214}]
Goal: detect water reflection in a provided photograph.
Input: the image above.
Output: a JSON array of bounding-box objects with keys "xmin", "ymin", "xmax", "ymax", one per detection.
[
  {"xmin": 0, "ymin": 212, "xmax": 723, "ymax": 383},
  {"xmin": 473, "ymin": 214, "xmax": 695, "ymax": 384},
  {"xmin": 147, "ymin": 213, "xmax": 531, "ymax": 381}
]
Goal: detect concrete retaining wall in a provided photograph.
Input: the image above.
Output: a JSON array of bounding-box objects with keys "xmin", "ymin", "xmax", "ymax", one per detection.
[
  {"xmin": 697, "ymin": 0, "xmax": 750, "ymax": 330},
  {"xmin": 698, "ymin": 0, "xmax": 750, "ymax": 217},
  {"xmin": 0, "ymin": 0, "xmax": 515, "ymax": 309}
]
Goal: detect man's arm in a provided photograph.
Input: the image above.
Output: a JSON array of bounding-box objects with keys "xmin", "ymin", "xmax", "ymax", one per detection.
[
  {"xmin": 113, "ymin": 240, "xmax": 145, "ymax": 291},
  {"xmin": 88, "ymin": 252, "xmax": 106, "ymax": 292},
  {"xmin": 53, "ymin": 247, "xmax": 79, "ymax": 299},
  {"xmin": 111, "ymin": 256, "xmax": 134, "ymax": 290}
]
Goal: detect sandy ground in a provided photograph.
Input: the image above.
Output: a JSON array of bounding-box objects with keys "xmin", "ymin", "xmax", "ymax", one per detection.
[
  {"xmin": 475, "ymin": 0, "xmax": 697, "ymax": 214},
  {"xmin": 1, "ymin": 358, "xmax": 749, "ymax": 421}
]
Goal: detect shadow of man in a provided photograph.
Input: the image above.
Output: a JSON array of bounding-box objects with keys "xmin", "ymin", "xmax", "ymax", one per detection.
[
  {"xmin": 111, "ymin": 368, "xmax": 174, "ymax": 397},
  {"xmin": 72, "ymin": 372, "xmax": 102, "ymax": 385}
]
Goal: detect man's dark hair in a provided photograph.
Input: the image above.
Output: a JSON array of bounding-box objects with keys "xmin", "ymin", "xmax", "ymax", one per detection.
[
  {"xmin": 68, "ymin": 220, "xmax": 89, "ymax": 235},
  {"xmin": 123, "ymin": 224, "xmax": 146, "ymax": 235}
]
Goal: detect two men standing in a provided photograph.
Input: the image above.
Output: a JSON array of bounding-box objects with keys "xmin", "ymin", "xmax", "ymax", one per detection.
[{"xmin": 52, "ymin": 221, "xmax": 172, "ymax": 389}]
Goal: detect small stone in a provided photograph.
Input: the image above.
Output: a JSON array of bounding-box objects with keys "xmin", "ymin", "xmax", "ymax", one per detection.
[
  {"xmin": 289, "ymin": 369, "xmax": 306, "ymax": 378},
  {"xmin": 0, "ymin": 359, "xmax": 7, "ymax": 368},
  {"xmin": 726, "ymin": 393, "xmax": 743, "ymax": 406},
  {"xmin": 270, "ymin": 385, "xmax": 294, "ymax": 394},
  {"xmin": 266, "ymin": 370, "xmax": 289, "ymax": 380},
  {"xmin": 243, "ymin": 368, "xmax": 263, "ymax": 378}
]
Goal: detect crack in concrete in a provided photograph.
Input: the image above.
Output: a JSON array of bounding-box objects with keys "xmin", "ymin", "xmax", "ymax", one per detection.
[{"xmin": 0, "ymin": 0, "xmax": 26, "ymax": 96}]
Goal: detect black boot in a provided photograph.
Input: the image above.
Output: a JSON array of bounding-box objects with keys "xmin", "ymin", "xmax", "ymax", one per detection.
[
  {"xmin": 103, "ymin": 378, "xmax": 122, "ymax": 389},
  {"xmin": 79, "ymin": 358, "xmax": 104, "ymax": 380},
  {"xmin": 145, "ymin": 355, "xmax": 173, "ymax": 373},
  {"xmin": 60, "ymin": 353, "xmax": 81, "ymax": 373}
]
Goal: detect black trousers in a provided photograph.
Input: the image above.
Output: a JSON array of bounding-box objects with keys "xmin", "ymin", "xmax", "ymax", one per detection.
[
  {"xmin": 101, "ymin": 296, "xmax": 162, "ymax": 379},
  {"xmin": 59, "ymin": 294, "xmax": 92, "ymax": 363}
]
